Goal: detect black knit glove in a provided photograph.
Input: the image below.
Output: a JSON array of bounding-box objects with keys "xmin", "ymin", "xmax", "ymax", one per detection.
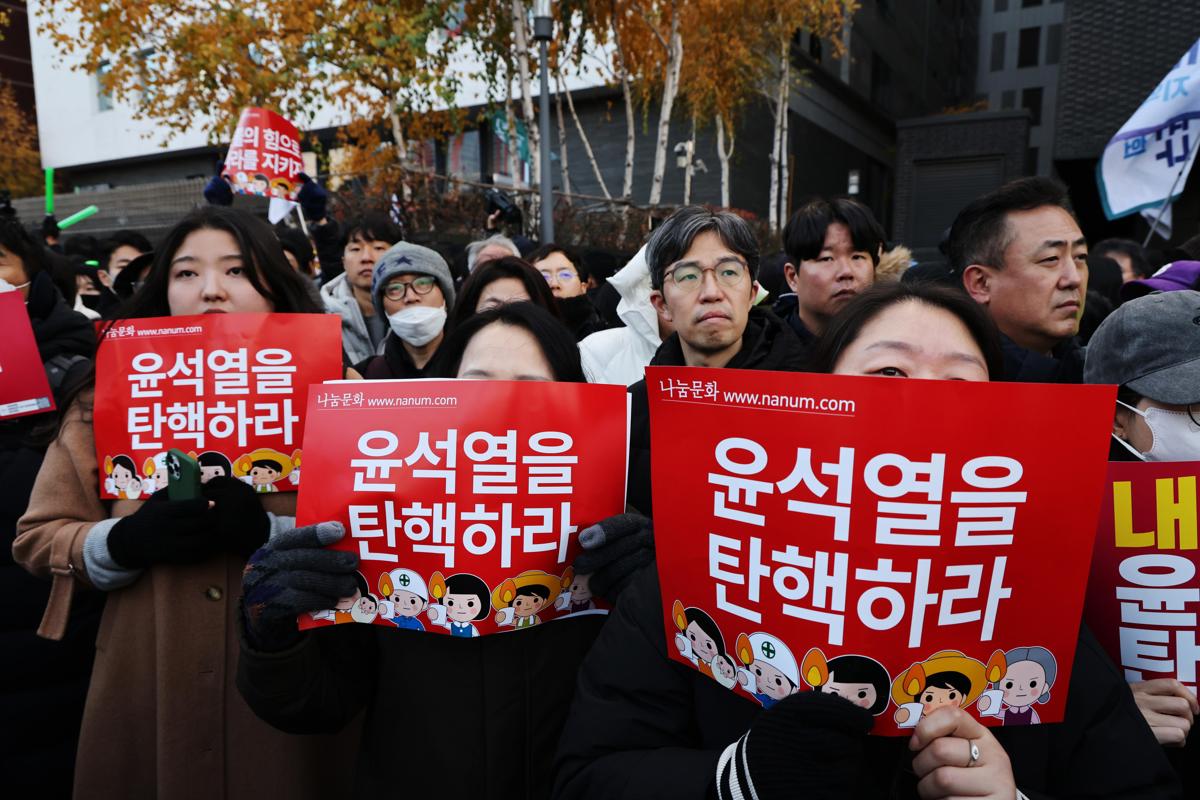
[
  {"xmin": 106, "ymin": 491, "xmax": 221, "ymax": 569},
  {"xmin": 572, "ymin": 513, "xmax": 655, "ymax": 603},
  {"xmin": 202, "ymin": 477, "xmax": 270, "ymax": 558},
  {"xmin": 241, "ymin": 521, "xmax": 359, "ymax": 652},
  {"xmin": 716, "ymin": 691, "xmax": 872, "ymax": 800}
]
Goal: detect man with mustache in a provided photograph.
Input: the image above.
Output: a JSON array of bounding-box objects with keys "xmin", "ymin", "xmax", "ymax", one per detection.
[
  {"xmin": 949, "ymin": 177, "xmax": 1089, "ymax": 383},
  {"xmin": 775, "ymin": 197, "xmax": 885, "ymax": 346}
]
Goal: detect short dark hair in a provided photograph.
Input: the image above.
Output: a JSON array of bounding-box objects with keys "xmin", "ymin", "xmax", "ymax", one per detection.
[
  {"xmin": 946, "ymin": 177, "xmax": 1074, "ymax": 273},
  {"xmin": 783, "ymin": 197, "xmax": 886, "ymax": 266},
  {"xmin": 102, "ymin": 230, "xmax": 153, "ymax": 271},
  {"xmin": 0, "ymin": 215, "xmax": 46, "ymax": 280},
  {"xmin": 276, "ymin": 225, "xmax": 315, "ymax": 275},
  {"xmin": 683, "ymin": 607, "xmax": 726, "ymax": 656},
  {"xmin": 826, "ymin": 654, "xmax": 891, "ymax": 716},
  {"xmin": 434, "ymin": 301, "xmax": 585, "ymax": 383},
  {"xmin": 444, "ymin": 573, "xmax": 492, "ymax": 620},
  {"xmin": 925, "ymin": 671, "xmax": 973, "ymax": 698},
  {"xmin": 114, "ymin": 206, "xmax": 323, "ymax": 319},
  {"xmin": 1092, "ymin": 238, "xmax": 1151, "ymax": 280},
  {"xmin": 450, "ymin": 256, "xmax": 559, "ymax": 330},
  {"xmin": 807, "ymin": 281, "xmax": 1005, "ymax": 379},
  {"xmin": 343, "ymin": 213, "xmax": 404, "ymax": 249},
  {"xmin": 645, "ymin": 206, "xmax": 760, "ymax": 289},
  {"xmin": 528, "ymin": 242, "xmax": 589, "ymax": 282}
]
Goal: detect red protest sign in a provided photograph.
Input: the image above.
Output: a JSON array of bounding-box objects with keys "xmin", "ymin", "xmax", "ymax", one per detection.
[
  {"xmin": 0, "ymin": 291, "xmax": 56, "ymax": 420},
  {"xmin": 1085, "ymin": 461, "xmax": 1200, "ymax": 695},
  {"xmin": 295, "ymin": 380, "xmax": 628, "ymax": 636},
  {"xmin": 648, "ymin": 366, "xmax": 1115, "ymax": 735},
  {"xmin": 221, "ymin": 107, "xmax": 305, "ymax": 200},
  {"xmin": 93, "ymin": 313, "xmax": 341, "ymax": 499}
]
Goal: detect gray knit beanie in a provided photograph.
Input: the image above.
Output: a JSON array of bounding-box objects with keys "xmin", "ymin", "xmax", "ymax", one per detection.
[{"xmin": 371, "ymin": 242, "xmax": 456, "ymax": 317}]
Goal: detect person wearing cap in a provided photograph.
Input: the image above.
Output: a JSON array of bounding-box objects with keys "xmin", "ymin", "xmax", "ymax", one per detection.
[
  {"xmin": 1119, "ymin": 260, "xmax": 1200, "ymax": 304},
  {"xmin": 353, "ymin": 241, "xmax": 456, "ymax": 380},
  {"xmin": 949, "ymin": 177, "xmax": 1089, "ymax": 383},
  {"xmin": 379, "ymin": 568, "xmax": 429, "ymax": 631},
  {"xmin": 1084, "ymin": 290, "xmax": 1200, "ymax": 792}
]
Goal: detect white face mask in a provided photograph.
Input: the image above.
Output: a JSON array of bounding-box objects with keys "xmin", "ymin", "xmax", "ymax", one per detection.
[
  {"xmin": 0, "ymin": 277, "xmax": 30, "ymax": 293},
  {"xmin": 387, "ymin": 304, "xmax": 446, "ymax": 346},
  {"xmin": 1115, "ymin": 400, "xmax": 1200, "ymax": 462}
]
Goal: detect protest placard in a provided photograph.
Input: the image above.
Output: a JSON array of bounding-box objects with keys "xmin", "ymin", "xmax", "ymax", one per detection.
[
  {"xmin": 648, "ymin": 366, "xmax": 1115, "ymax": 735},
  {"xmin": 0, "ymin": 291, "xmax": 56, "ymax": 420},
  {"xmin": 221, "ymin": 107, "xmax": 305, "ymax": 200},
  {"xmin": 295, "ymin": 379, "xmax": 628, "ymax": 636},
  {"xmin": 1085, "ymin": 460, "xmax": 1200, "ymax": 695},
  {"xmin": 93, "ymin": 313, "xmax": 341, "ymax": 499}
]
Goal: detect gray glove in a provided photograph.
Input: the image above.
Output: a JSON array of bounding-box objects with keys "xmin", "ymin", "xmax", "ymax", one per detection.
[
  {"xmin": 240, "ymin": 521, "xmax": 360, "ymax": 652},
  {"xmin": 572, "ymin": 513, "xmax": 655, "ymax": 603}
]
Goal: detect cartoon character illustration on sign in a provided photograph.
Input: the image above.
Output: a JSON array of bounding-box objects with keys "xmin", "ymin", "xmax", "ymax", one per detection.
[
  {"xmin": 493, "ymin": 570, "xmax": 561, "ymax": 630},
  {"xmin": 378, "ymin": 568, "xmax": 429, "ymax": 632},
  {"xmin": 891, "ymin": 649, "xmax": 1006, "ymax": 728},
  {"xmin": 801, "ymin": 649, "xmax": 892, "ymax": 716},
  {"xmin": 734, "ymin": 632, "xmax": 801, "ymax": 708},
  {"xmin": 426, "ymin": 571, "xmax": 491, "ymax": 638},
  {"xmin": 142, "ymin": 453, "xmax": 169, "ymax": 493},
  {"xmin": 977, "ymin": 646, "xmax": 1056, "ymax": 725},
  {"xmin": 251, "ymin": 173, "xmax": 270, "ymax": 195},
  {"xmin": 311, "ymin": 571, "xmax": 372, "ymax": 624},
  {"xmin": 190, "ymin": 451, "xmax": 233, "ymax": 483},
  {"xmin": 671, "ymin": 601, "xmax": 736, "ymax": 689},
  {"xmin": 553, "ymin": 567, "xmax": 596, "ymax": 615},
  {"xmin": 103, "ymin": 454, "xmax": 144, "ymax": 499},
  {"xmin": 270, "ymin": 178, "xmax": 294, "ymax": 199},
  {"xmin": 233, "ymin": 448, "xmax": 299, "ymax": 492}
]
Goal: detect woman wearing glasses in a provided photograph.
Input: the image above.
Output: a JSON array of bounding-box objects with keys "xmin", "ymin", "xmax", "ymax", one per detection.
[
  {"xmin": 530, "ymin": 243, "xmax": 606, "ymax": 342},
  {"xmin": 355, "ymin": 242, "xmax": 458, "ymax": 380}
]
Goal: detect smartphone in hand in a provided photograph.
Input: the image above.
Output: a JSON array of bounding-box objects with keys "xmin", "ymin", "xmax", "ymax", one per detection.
[{"xmin": 166, "ymin": 449, "xmax": 203, "ymax": 501}]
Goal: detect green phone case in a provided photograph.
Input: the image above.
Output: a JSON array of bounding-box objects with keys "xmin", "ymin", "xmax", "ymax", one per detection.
[{"xmin": 166, "ymin": 449, "xmax": 203, "ymax": 501}]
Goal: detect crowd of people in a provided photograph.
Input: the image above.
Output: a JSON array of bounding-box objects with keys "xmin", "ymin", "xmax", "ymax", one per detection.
[{"xmin": 2, "ymin": 172, "xmax": 1199, "ymax": 799}]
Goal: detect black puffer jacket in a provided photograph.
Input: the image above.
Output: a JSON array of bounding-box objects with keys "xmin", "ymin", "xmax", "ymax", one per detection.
[
  {"xmin": 1000, "ymin": 334, "xmax": 1085, "ymax": 384},
  {"xmin": 553, "ymin": 567, "xmax": 1182, "ymax": 800},
  {"xmin": 626, "ymin": 307, "xmax": 807, "ymax": 516},
  {"xmin": 0, "ymin": 272, "xmax": 102, "ymax": 799}
]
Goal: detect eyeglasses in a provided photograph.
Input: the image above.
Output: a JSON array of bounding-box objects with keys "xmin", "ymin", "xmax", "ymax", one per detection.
[
  {"xmin": 383, "ymin": 276, "xmax": 436, "ymax": 299},
  {"xmin": 663, "ymin": 261, "xmax": 748, "ymax": 290},
  {"xmin": 540, "ymin": 269, "xmax": 579, "ymax": 284}
]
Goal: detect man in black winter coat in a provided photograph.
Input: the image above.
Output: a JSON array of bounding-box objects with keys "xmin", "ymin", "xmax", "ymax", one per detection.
[
  {"xmin": 0, "ymin": 264, "xmax": 102, "ymax": 799},
  {"xmin": 625, "ymin": 207, "xmax": 806, "ymax": 518},
  {"xmin": 949, "ymin": 177, "xmax": 1089, "ymax": 384}
]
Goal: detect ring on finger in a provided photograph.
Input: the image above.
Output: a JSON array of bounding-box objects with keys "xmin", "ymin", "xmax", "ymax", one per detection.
[{"xmin": 965, "ymin": 739, "xmax": 981, "ymax": 768}]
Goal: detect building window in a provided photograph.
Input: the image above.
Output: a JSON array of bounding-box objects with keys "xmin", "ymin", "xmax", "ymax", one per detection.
[
  {"xmin": 809, "ymin": 33, "xmax": 823, "ymax": 63},
  {"xmin": 1026, "ymin": 147, "xmax": 1040, "ymax": 175},
  {"xmin": 1001, "ymin": 89, "xmax": 1016, "ymax": 109},
  {"xmin": 1022, "ymin": 0, "xmax": 1043, "ymax": 7},
  {"xmin": 991, "ymin": 32, "xmax": 1006, "ymax": 71},
  {"xmin": 96, "ymin": 61, "xmax": 113, "ymax": 112},
  {"xmin": 995, "ymin": 0, "xmax": 1008, "ymax": 11},
  {"xmin": 1046, "ymin": 24, "xmax": 1062, "ymax": 65},
  {"xmin": 1022, "ymin": 86, "xmax": 1044, "ymax": 125},
  {"xmin": 1018, "ymin": 27, "xmax": 1041, "ymax": 68}
]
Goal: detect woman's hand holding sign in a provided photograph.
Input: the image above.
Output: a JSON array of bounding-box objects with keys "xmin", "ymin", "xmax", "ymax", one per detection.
[
  {"xmin": 909, "ymin": 707, "xmax": 1016, "ymax": 800},
  {"xmin": 1130, "ymin": 679, "xmax": 1197, "ymax": 746}
]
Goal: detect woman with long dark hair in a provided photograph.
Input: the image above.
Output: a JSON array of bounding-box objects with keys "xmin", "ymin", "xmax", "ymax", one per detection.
[{"xmin": 13, "ymin": 206, "xmax": 357, "ymax": 800}]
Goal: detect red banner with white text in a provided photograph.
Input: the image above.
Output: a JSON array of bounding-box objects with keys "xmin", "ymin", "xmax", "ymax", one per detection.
[
  {"xmin": 296, "ymin": 380, "xmax": 628, "ymax": 635},
  {"xmin": 93, "ymin": 313, "xmax": 341, "ymax": 499},
  {"xmin": 1085, "ymin": 460, "xmax": 1200, "ymax": 695},
  {"xmin": 0, "ymin": 291, "xmax": 56, "ymax": 420},
  {"xmin": 221, "ymin": 107, "xmax": 305, "ymax": 200},
  {"xmin": 649, "ymin": 366, "xmax": 1115, "ymax": 735}
]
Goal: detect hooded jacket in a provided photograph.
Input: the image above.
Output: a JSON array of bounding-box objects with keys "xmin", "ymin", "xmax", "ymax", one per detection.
[
  {"xmin": 580, "ymin": 248, "xmax": 662, "ymax": 386},
  {"xmin": 1, "ymin": 272, "xmax": 99, "ymax": 797},
  {"xmin": 321, "ymin": 272, "xmax": 384, "ymax": 366},
  {"xmin": 553, "ymin": 567, "xmax": 1182, "ymax": 800},
  {"xmin": 625, "ymin": 307, "xmax": 806, "ymax": 516}
]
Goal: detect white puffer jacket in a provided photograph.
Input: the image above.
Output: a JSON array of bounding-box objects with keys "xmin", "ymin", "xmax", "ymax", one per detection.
[{"xmin": 579, "ymin": 247, "xmax": 663, "ymax": 386}]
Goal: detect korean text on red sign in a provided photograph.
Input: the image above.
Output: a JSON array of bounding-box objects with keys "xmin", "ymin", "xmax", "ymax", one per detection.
[
  {"xmin": 93, "ymin": 313, "xmax": 341, "ymax": 500},
  {"xmin": 1086, "ymin": 460, "xmax": 1200, "ymax": 696},
  {"xmin": 648, "ymin": 366, "xmax": 1115, "ymax": 735},
  {"xmin": 0, "ymin": 291, "xmax": 56, "ymax": 420},
  {"xmin": 221, "ymin": 107, "xmax": 305, "ymax": 200},
  {"xmin": 295, "ymin": 380, "xmax": 628, "ymax": 637}
]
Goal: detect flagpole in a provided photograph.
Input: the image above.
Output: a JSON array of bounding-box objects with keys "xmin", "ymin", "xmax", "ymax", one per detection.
[{"xmin": 1142, "ymin": 134, "xmax": 1196, "ymax": 247}]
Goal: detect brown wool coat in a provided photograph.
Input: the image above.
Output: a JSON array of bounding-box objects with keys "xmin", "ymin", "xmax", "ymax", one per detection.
[{"xmin": 13, "ymin": 392, "xmax": 361, "ymax": 800}]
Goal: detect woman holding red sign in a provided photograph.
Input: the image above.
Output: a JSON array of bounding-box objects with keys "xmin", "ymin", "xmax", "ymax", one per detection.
[
  {"xmin": 554, "ymin": 282, "xmax": 1179, "ymax": 800},
  {"xmin": 236, "ymin": 302, "xmax": 606, "ymax": 800},
  {"xmin": 14, "ymin": 207, "xmax": 359, "ymax": 800}
]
